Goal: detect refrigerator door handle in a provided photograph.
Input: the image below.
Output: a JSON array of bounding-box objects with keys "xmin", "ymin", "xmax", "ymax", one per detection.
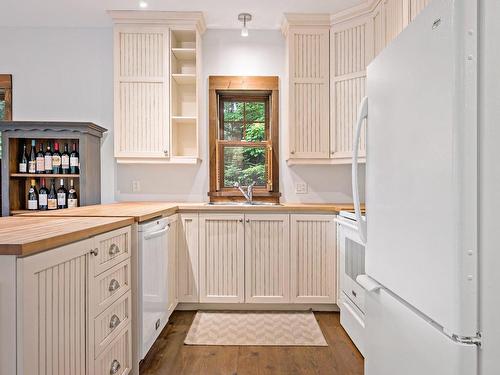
[
  {"xmin": 352, "ymin": 96, "xmax": 368, "ymax": 243},
  {"xmin": 356, "ymin": 274, "xmax": 381, "ymax": 292}
]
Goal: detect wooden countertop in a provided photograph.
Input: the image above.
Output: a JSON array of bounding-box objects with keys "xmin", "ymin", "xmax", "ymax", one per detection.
[
  {"xmin": 20, "ymin": 201, "xmax": 360, "ymax": 222},
  {"xmin": 0, "ymin": 216, "xmax": 134, "ymax": 256}
]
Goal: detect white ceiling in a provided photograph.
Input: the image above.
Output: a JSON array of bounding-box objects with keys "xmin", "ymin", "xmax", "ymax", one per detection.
[{"xmin": 0, "ymin": 0, "xmax": 364, "ymax": 29}]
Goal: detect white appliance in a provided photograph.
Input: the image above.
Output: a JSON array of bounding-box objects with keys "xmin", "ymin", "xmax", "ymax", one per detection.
[
  {"xmin": 138, "ymin": 216, "xmax": 172, "ymax": 360},
  {"xmin": 336, "ymin": 211, "xmax": 366, "ymax": 356},
  {"xmin": 351, "ymin": 0, "xmax": 498, "ymax": 374}
]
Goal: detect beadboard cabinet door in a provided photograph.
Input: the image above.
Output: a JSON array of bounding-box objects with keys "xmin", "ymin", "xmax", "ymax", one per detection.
[
  {"xmin": 199, "ymin": 214, "xmax": 245, "ymax": 303},
  {"xmin": 167, "ymin": 214, "xmax": 179, "ymax": 315},
  {"xmin": 244, "ymin": 214, "xmax": 290, "ymax": 303},
  {"xmin": 113, "ymin": 25, "xmax": 170, "ymax": 161},
  {"xmin": 16, "ymin": 238, "xmax": 93, "ymax": 375},
  {"xmin": 290, "ymin": 214, "xmax": 336, "ymax": 303},
  {"xmin": 177, "ymin": 213, "xmax": 199, "ymax": 303},
  {"xmin": 330, "ymin": 16, "xmax": 371, "ymax": 163},
  {"xmin": 287, "ymin": 27, "xmax": 331, "ymax": 159}
]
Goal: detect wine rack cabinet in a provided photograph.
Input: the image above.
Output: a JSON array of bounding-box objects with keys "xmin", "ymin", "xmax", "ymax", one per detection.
[{"xmin": 0, "ymin": 121, "xmax": 107, "ymax": 216}]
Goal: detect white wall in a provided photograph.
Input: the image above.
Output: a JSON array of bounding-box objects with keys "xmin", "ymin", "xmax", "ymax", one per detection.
[
  {"xmin": 0, "ymin": 27, "xmax": 116, "ymax": 203},
  {"xmin": 1, "ymin": 26, "xmax": 364, "ymax": 203}
]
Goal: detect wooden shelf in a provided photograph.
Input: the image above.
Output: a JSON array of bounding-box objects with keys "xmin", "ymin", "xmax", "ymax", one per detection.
[
  {"xmin": 172, "ymin": 74, "xmax": 196, "ymax": 85},
  {"xmin": 172, "ymin": 48, "xmax": 196, "ymax": 61},
  {"xmin": 10, "ymin": 173, "xmax": 80, "ymax": 178}
]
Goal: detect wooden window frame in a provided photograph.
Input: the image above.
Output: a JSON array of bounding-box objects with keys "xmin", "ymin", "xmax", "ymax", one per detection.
[
  {"xmin": 209, "ymin": 76, "xmax": 280, "ymax": 202},
  {"xmin": 0, "ymin": 75, "xmax": 12, "ymax": 121}
]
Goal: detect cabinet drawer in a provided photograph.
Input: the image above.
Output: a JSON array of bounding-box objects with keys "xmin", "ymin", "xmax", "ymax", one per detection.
[
  {"xmin": 92, "ymin": 226, "xmax": 131, "ymax": 276},
  {"xmin": 95, "ymin": 323, "xmax": 132, "ymax": 375},
  {"xmin": 94, "ymin": 291, "xmax": 132, "ymax": 358},
  {"xmin": 92, "ymin": 259, "xmax": 131, "ymax": 316}
]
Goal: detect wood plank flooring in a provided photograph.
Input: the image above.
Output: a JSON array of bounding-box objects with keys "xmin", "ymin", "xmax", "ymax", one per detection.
[{"xmin": 140, "ymin": 311, "xmax": 364, "ymax": 375}]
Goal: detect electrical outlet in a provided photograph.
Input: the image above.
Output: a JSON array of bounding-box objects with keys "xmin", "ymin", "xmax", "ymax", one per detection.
[
  {"xmin": 132, "ymin": 180, "xmax": 141, "ymax": 193},
  {"xmin": 295, "ymin": 182, "xmax": 308, "ymax": 194}
]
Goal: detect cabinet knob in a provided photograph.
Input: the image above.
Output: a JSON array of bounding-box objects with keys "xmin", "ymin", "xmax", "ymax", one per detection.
[
  {"xmin": 164, "ymin": 149, "xmax": 169, "ymax": 156},
  {"xmin": 245, "ymin": 219, "xmax": 250, "ymax": 223},
  {"xmin": 109, "ymin": 314, "xmax": 121, "ymax": 330},
  {"xmin": 238, "ymin": 218, "xmax": 243, "ymax": 223},
  {"xmin": 110, "ymin": 359, "xmax": 121, "ymax": 374},
  {"xmin": 290, "ymin": 151, "xmax": 295, "ymax": 155},
  {"xmin": 109, "ymin": 244, "xmax": 120, "ymax": 256},
  {"xmin": 90, "ymin": 248, "xmax": 99, "ymax": 256},
  {"xmin": 108, "ymin": 279, "xmax": 120, "ymax": 293}
]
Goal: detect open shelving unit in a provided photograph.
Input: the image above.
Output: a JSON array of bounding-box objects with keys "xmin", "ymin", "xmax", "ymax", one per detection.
[
  {"xmin": 170, "ymin": 29, "xmax": 199, "ymax": 162},
  {"xmin": 0, "ymin": 122, "xmax": 106, "ymax": 216}
]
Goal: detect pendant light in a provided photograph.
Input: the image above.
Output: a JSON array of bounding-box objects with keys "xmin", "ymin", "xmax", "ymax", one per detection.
[{"xmin": 238, "ymin": 13, "xmax": 252, "ymax": 37}]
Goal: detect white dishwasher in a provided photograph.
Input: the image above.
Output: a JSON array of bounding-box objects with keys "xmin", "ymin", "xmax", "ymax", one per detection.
[{"xmin": 138, "ymin": 216, "xmax": 171, "ymax": 360}]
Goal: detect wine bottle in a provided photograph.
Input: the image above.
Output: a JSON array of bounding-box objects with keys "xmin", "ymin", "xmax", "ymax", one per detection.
[
  {"xmin": 70, "ymin": 143, "xmax": 79, "ymax": 174},
  {"xmin": 52, "ymin": 142, "xmax": 62, "ymax": 174},
  {"xmin": 28, "ymin": 140, "xmax": 37, "ymax": 174},
  {"xmin": 38, "ymin": 178, "xmax": 49, "ymax": 210},
  {"xmin": 67, "ymin": 179, "xmax": 78, "ymax": 208},
  {"xmin": 47, "ymin": 180, "xmax": 57, "ymax": 210},
  {"xmin": 57, "ymin": 179, "xmax": 68, "ymax": 209},
  {"xmin": 36, "ymin": 143, "xmax": 45, "ymax": 174},
  {"xmin": 27, "ymin": 179, "xmax": 38, "ymax": 210},
  {"xmin": 61, "ymin": 143, "xmax": 70, "ymax": 174},
  {"xmin": 19, "ymin": 144, "xmax": 28, "ymax": 173},
  {"xmin": 44, "ymin": 144, "xmax": 53, "ymax": 174}
]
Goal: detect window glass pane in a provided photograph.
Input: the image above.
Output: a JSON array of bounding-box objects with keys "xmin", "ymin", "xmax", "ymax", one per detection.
[
  {"xmin": 223, "ymin": 146, "xmax": 266, "ymax": 188},
  {"xmin": 245, "ymin": 123, "xmax": 266, "ymax": 142},
  {"xmin": 245, "ymin": 102, "xmax": 265, "ymax": 122},
  {"xmin": 0, "ymin": 89, "xmax": 5, "ymax": 120},
  {"xmin": 223, "ymin": 101, "xmax": 244, "ymax": 121},
  {"xmin": 223, "ymin": 122, "xmax": 244, "ymax": 140}
]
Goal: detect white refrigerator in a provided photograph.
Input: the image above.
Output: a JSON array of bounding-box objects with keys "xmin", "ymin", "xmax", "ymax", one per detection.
[{"xmin": 351, "ymin": 0, "xmax": 499, "ymax": 374}]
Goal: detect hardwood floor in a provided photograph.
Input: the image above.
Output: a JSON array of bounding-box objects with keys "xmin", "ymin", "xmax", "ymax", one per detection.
[{"xmin": 139, "ymin": 311, "xmax": 364, "ymax": 375}]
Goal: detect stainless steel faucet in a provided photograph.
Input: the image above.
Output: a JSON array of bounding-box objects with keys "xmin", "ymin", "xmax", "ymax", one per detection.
[{"xmin": 234, "ymin": 181, "xmax": 256, "ymax": 203}]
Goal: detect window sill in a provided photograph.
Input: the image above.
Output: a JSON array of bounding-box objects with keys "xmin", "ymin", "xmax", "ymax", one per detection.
[{"xmin": 208, "ymin": 191, "xmax": 281, "ymax": 203}]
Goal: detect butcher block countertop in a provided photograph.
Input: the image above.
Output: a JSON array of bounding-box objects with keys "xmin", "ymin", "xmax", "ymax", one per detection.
[
  {"xmin": 0, "ymin": 216, "xmax": 134, "ymax": 256},
  {"xmin": 19, "ymin": 201, "xmax": 359, "ymax": 222}
]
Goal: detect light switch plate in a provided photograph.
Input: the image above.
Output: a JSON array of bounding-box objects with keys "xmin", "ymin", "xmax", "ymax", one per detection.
[{"xmin": 295, "ymin": 182, "xmax": 308, "ymax": 194}]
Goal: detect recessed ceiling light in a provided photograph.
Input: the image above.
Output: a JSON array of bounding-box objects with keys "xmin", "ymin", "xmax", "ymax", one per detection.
[{"xmin": 139, "ymin": 1, "xmax": 148, "ymax": 9}]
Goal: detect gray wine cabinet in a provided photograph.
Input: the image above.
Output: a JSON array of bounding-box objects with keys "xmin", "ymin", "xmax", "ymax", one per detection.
[{"xmin": 0, "ymin": 121, "xmax": 107, "ymax": 216}]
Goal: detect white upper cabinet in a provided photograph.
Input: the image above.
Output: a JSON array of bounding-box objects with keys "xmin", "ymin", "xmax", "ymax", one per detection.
[
  {"xmin": 284, "ymin": 0, "xmax": 431, "ymax": 165},
  {"xmin": 330, "ymin": 16, "xmax": 371, "ymax": 163},
  {"xmin": 110, "ymin": 11, "xmax": 205, "ymax": 164},
  {"xmin": 283, "ymin": 15, "xmax": 331, "ymax": 161},
  {"xmin": 114, "ymin": 26, "xmax": 170, "ymax": 161}
]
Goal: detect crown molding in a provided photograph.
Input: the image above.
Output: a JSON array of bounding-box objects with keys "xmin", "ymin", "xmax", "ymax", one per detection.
[
  {"xmin": 330, "ymin": 0, "xmax": 381, "ymax": 25},
  {"xmin": 107, "ymin": 10, "xmax": 206, "ymax": 34},
  {"xmin": 281, "ymin": 13, "xmax": 331, "ymax": 36}
]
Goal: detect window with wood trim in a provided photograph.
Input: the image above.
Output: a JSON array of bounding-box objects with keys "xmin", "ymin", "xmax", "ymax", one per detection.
[
  {"xmin": 0, "ymin": 74, "xmax": 13, "ymax": 157},
  {"xmin": 209, "ymin": 76, "xmax": 279, "ymax": 202}
]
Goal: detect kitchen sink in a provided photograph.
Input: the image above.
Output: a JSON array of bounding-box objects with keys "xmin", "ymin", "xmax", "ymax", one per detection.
[{"xmin": 206, "ymin": 202, "xmax": 282, "ymax": 206}]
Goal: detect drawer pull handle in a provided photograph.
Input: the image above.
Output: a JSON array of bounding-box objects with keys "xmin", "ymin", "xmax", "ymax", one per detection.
[
  {"xmin": 109, "ymin": 314, "xmax": 121, "ymax": 329},
  {"xmin": 109, "ymin": 279, "xmax": 120, "ymax": 292},
  {"xmin": 351, "ymin": 290, "xmax": 357, "ymax": 297},
  {"xmin": 90, "ymin": 248, "xmax": 98, "ymax": 256},
  {"xmin": 109, "ymin": 244, "xmax": 120, "ymax": 256},
  {"xmin": 110, "ymin": 359, "xmax": 121, "ymax": 374}
]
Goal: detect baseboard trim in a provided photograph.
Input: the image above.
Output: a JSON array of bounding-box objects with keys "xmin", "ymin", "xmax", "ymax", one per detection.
[{"xmin": 176, "ymin": 302, "xmax": 339, "ymax": 312}]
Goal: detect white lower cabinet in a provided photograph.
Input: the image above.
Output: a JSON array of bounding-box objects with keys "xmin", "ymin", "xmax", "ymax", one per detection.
[
  {"xmin": 177, "ymin": 213, "xmax": 199, "ymax": 303},
  {"xmin": 199, "ymin": 214, "xmax": 245, "ymax": 303},
  {"xmin": 167, "ymin": 214, "xmax": 179, "ymax": 316},
  {"xmin": 197, "ymin": 213, "xmax": 335, "ymax": 305},
  {"xmin": 290, "ymin": 214, "xmax": 336, "ymax": 303},
  {"xmin": 16, "ymin": 225, "xmax": 133, "ymax": 375},
  {"xmin": 245, "ymin": 214, "xmax": 290, "ymax": 303}
]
